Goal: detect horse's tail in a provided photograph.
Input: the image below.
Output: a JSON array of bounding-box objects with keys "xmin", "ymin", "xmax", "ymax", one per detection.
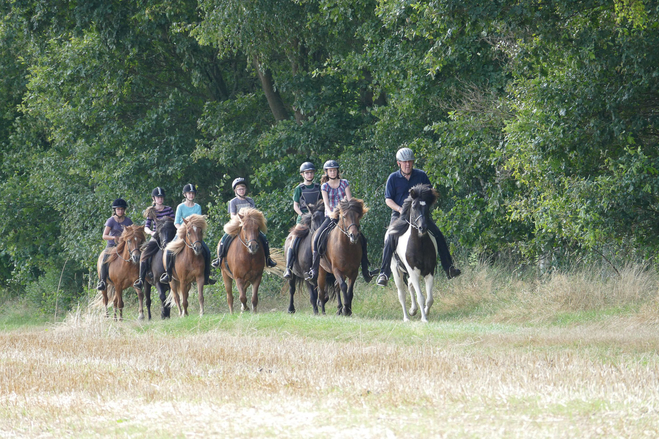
[
  {"xmin": 325, "ymin": 273, "xmax": 339, "ymax": 301},
  {"xmin": 290, "ymin": 224, "xmax": 310, "ymax": 239},
  {"xmin": 89, "ymin": 285, "xmax": 116, "ymax": 309},
  {"xmin": 265, "ymin": 248, "xmax": 286, "ymax": 277}
]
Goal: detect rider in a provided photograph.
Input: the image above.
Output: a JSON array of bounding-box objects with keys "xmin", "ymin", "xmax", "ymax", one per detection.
[
  {"xmin": 305, "ymin": 160, "xmax": 374, "ymax": 284},
  {"xmin": 375, "ymin": 147, "xmax": 461, "ymax": 287},
  {"xmin": 213, "ymin": 177, "xmax": 277, "ymax": 269},
  {"xmin": 97, "ymin": 198, "xmax": 134, "ymax": 290},
  {"xmin": 133, "ymin": 187, "xmax": 175, "ymax": 289},
  {"xmin": 283, "ymin": 161, "xmax": 322, "ymax": 279},
  {"xmin": 160, "ymin": 183, "xmax": 216, "ymax": 285}
]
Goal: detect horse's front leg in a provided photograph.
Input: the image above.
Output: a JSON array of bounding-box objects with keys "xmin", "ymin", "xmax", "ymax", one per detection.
[
  {"xmin": 136, "ymin": 284, "xmax": 145, "ymax": 321},
  {"xmin": 288, "ymin": 277, "xmax": 296, "ymax": 314},
  {"xmin": 407, "ymin": 280, "xmax": 418, "ymax": 317},
  {"xmin": 308, "ymin": 282, "xmax": 319, "ymax": 315},
  {"xmin": 156, "ymin": 282, "xmax": 170, "ymax": 319},
  {"xmin": 196, "ymin": 275, "xmax": 205, "ymax": 317},
  {"xmin": 180, "ymin": 282, "xmax": 190, "ymax": 317},
  {"xmin": 332, "ymin": 269, "xmax": 347, "ymax": 316},
  {"xmin": 423, "ymin": 274, "xmax": 435, "ymax": 317},
  {"xmin": 170, "ymin": 280, "xmax": 183, "ymax": 317},
  {"xmin": 143, "ymin": 283, "xmax": 152, "ymax": 320},
  {"xmin": 409, "ymin": 273, "xmax": 427, "ymax": 323},
  {"xmin": 222, "ymin": 270, "xmax": 234, "ymax": 313},
  {"xmin": 116, "ymin": 288, "xmax": 124, "ymax": 322},
  {"xmin": 343, "ymin": 276, "xmax": 356, "ymax": 317},
  {"xmin": 392, "ymin": 267, "xmax": 410, "ymax": 322},
  {"xmin": 251, "ymin": 275, "xmax": 262, "ymax": 313},
  {"xmin": 235, "ymin": 278, "xmax": 248, "ymax": 313},
  {"xmin": 317, "ymin": 269, "xmax": 327, "ymax": 315}
]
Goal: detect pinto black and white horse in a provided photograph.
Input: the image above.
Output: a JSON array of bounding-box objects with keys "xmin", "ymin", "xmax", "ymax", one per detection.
[{"xmin": 387, "ymin": 184, "xmax": 440, "ymax": 322}]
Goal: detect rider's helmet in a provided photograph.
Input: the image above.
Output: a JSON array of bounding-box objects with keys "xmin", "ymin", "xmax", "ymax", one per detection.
[
  {"xmin": 111, "ymin": 198, "xmax": 128, "ymax": 209},
  {"xmin": 182, "ymin": 183, "xmax": 196, "ymax": 194},
  {"xmin": 232, "ymin": 177, "xmax": 247, "ymax": 191},
  {"xmin": 323, "ymin": 159, "xmax": 339, "ymax": 170},
  {"xmin": 151, "ymin": 187, "xmax": 165, "ymax": 198},
  {"xmin": 396, "ymin": 147, "xmax": 415, "ymax": 162},
  {"xmin": 299, "ymin": 162, "xmax": 316, "ymax": 173}
]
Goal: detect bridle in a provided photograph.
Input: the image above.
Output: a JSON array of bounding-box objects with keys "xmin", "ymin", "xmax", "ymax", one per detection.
[
  {"xmin": 115, "ymin": 236, "xmax": 140, "ymax": 262},
  {"xmin": 184, "ymin": 227, "xmax": 203, "ymax": 251},
  {"xmin": 404, "ymin": 201, "xmax": 428, "ymax": 232},
  {"xmin": 337, "ymin": 212, "xmax": 360, "ymax": 239}
]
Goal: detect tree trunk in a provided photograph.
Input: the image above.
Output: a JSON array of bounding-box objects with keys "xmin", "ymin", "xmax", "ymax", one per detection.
[{"xmin": 254, "ymin": 58, "xmax": 289, "ymax": 122}]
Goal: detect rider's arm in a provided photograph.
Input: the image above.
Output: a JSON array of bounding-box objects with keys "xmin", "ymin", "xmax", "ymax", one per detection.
[
  {"xmin": 344, "ymin": 185, "xmax": 353, "ymax": 201},
  {"xmin": 294, "ymin": 201, "xmax": 303, "ymax": 217},
  {"xmin": 144, "ymin": 225, "xmax": 155, "ymax": 236},
  {"xmin": 102, "ymin": 225, "xmax": 114, "ymax": 241},
  {"xmin": 386, "ymin": 198, "xmax": 402, "ymax": 214}
]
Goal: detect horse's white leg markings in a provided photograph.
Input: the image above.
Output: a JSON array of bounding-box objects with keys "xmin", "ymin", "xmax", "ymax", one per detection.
[
  {"xmin": 409, "ymin": 267, "xmax": 427, "ymax": 322},
  {"xmin": 424, "ymin": 274, "xmax": 434, "ymax": 316}
]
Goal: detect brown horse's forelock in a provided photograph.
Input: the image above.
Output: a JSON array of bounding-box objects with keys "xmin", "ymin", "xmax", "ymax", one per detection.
[
  {"xmin": 224, "ymin": 208, "xmax": 266, "ymax": 236},
  {"xmin": 167, "ymin": 214, "xmax": 207, "ymax": 256},
  {"xmin": 330, "ymin": 198, "xmax": 368, "ymax": 220},
  {"xmin": 106, "ymin": 225, "xmax": 144, "ymax": 263}
]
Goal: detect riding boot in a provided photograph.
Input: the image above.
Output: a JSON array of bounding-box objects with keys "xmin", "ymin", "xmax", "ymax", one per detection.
[
  {"xmin": 376, "ymin": 234, "xmax": 396, "ymax": 287},
  {"xmin": 212, "ymin": 233, "xmax": 228, "ymax": 269},
  {"xmin": 305, "ymin": 217, "xmax": 333, "ymax": 283},
  {"xmin": 97, "ymin": 257, "xmax": 109, "ymax": 290},
  {"xmin": 359, "ymin": 235, "xmax": 374, "ymax": 283},
  {"xmin": 259, "ymin": 232, "xmax": 277, "ymax": 268},
  {"xmin": 283, "ymin": 236, "xmax": 301, "ymax": 279},
  {"xmin": 305, "ymin": 249, "xmax": 321, "ymax": 285},
  {"xmin": 160, "ymin": 250, "xmax": 174, "ymax": 283},
  {"xmin": 428, "ymin": 222, "xmax": 461, "ymax": 279},
  {"xmin": 202, "ymin": 241, "xmax": 216, "ymax": 285},
  {"xmin": 133, "ymin": 256, "xmax": 151, "ymax": 289}
]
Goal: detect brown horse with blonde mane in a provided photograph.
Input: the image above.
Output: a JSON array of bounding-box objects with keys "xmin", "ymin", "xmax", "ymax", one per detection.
[
  {"xmin": 316, "ymin": 198, "xmax": 368, "ymax": 316},
  {"xmin": 95, "ymin": 225, "xmax": 146, "ymax": 320},
  {"xmin": 218, "ymin": 208, "xmax": 267, "ymax": 313},
  {"xmin": 162, "ymin": 214, "xmax": 208, "ymax": 317}
]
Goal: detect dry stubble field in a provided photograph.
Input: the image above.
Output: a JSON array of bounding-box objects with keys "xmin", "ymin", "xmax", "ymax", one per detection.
[{"xmin": 1, "ymin": 266, "xmax": 659, "ymax": 438}]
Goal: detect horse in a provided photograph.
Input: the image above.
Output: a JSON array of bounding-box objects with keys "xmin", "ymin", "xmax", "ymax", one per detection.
[
  {"xmin": 283, "ymin": 201, "xmax": 329, "ymax": 314},
  {"xmin": 218, "ymin": 208, "xmax": 267, "ymax": 313},
  {"xmin": 316, "ymin": 198, "xmax": 368, "ymax": 316},
  {"xmin": 95, "ymin": 225, "xmax": 146, "ymax": 320},
  {"xmin": 388, "ymin": 184, "xmax": 439, "ymax": 322},
  {"xmin": 141, "ymin": 217, "xmax": 177, "ymax": 320},
  {"xmin": 162, "ymin": 214, "xmax": 208, "ymax": 317}
]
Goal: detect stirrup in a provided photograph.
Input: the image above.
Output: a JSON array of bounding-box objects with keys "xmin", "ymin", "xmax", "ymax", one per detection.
[
  {"xmin": 160, "ymin": 273, "xmax": 171, "ymax": 283},
  {"xmin": 266, "ymin": 258, "xmax": 277, "ymax": 268},
  {"xmin": 133, "ymin": 278, "xmax": 144, "ymax": 289},
  {"xmin": 283, "ymin": 268, "xmax": 292, "ymax": 279},
  {"xmin": 376, "ymin": 273, "xmax": 388, "ymax": 287},
  {"xmin": 96, "ymin": 280, "xmax": 106, "ymax": 291},
  {"xmin": 211, "ymin": 258, "xmax": 220, "ymax": 268},
  {"xmin": 448, "ymin": 266, "xmax": 462, "ymax": 279}
]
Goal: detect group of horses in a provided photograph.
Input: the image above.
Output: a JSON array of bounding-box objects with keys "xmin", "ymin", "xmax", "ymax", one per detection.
[{"xmin": 96, "ymin": 184, "xmax": 442, "ymax": 323}]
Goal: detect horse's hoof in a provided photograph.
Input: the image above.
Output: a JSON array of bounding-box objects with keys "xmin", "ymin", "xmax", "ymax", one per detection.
[
  {"xmin": 421, "ymin": 317, "xmax": 428, "ymax": 323},
  {"xmin": 409, "ymin": 307, "xmax": 417, "ymax": 316},
  {"xmin": 288, "ymin": 308, "xmax": 296, "ymax": 314},
  {"xmin": 138, "ymin": 313, "xmax": 144, "ymax": 321},
  {"xmin": 403, "ymin": 317, "xmax": 410, "ymax": 322}
]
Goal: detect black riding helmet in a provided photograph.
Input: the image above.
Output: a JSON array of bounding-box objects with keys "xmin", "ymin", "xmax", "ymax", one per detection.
[
  {"xmin": 323, "ymin": 159, "xmax": 339, "ymax": 170},
  {"xmin": 182, "ymin": 183, "xmax": 197, "ymax": 194},
  {"xmin": 299, "ymin": 162, "xmax": 316, "ymax": 173},
  {"xmin": 232, "ymin": 177, "xmax": 247, "ymax": 191},
  {"xmin": 151, "ymin": 187, "xmax": 165, "ymax": 198},
  {"xmin": 111, "ymin": 198, "xmax": 128, "ymax": 209}
]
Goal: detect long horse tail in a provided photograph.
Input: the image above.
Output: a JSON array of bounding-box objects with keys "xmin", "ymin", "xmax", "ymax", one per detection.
[
  {"xmin": 264, "ymin": 248, "xmax": 286, "ymax": 277},
  {"xmin": 325, "ymin": 273, "xmax": 339, "ymax": 301},
  {"xmin": 89, "ymin": 284, "xmax": 117, "ymax": 309}
]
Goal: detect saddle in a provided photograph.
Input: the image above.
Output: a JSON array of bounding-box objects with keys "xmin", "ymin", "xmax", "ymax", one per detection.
[{"xmin": 315, "ymin": 220, "xmax": 336, "ymax": 256}]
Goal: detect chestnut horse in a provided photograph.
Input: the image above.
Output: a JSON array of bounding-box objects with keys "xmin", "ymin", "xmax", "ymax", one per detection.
[
  {"xmin": 316, "ymin": 198, "xmax": 368, "ymax": 316},
  {"xmin": 162, "ymin": 214, "xmax": 208, "ymax": 317},
  {"xmin": 142, "ymin": 218, "xmax": 176, "ymax": 319},
  {"xmin": 218, "ymin": 208, "xmax": 267, "ymax": 313},
  {"xmin": 283, "ymin": 201, "xmax": 327, "ymax": 314},
  {"xmin": 95, "ymin": 225, "xmax": 146, "ymax": 320}
]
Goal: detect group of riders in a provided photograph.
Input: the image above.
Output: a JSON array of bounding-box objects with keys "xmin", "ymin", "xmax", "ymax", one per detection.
[{"xmin": 96, "ymin": 147, "xmax": 461, "ymax": 292}]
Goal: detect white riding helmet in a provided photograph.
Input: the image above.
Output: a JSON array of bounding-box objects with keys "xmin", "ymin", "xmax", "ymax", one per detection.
[{"xmin": 396, "ymin": 147, "xmax": 415, "ymax": 162}]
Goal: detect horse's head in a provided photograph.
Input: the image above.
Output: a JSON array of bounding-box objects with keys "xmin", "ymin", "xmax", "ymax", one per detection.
[
  {"xmin": 156, "ymin": 217, "xmax": 176, "ymax": 247},
  {"xmin": 120, "ymin": 225, "xmax": 146, "ymax": 264},
  {"xmin": 237, "ymin": 208, "xmax": 266, "ymax": 255},
  {"xmin": 406, "ymin": 184, "xmax": 438, "ymax": 236},
  {"xmin": 309, "ymin": 200, "xmax": 326, "ymax": 232},
  {"xmin": 335, "ymin": 198, "xmax": 368, "ymax": 244},
  {"xmin": 182, "ymin": 214, "xmax": 207, "ymax": 256}
]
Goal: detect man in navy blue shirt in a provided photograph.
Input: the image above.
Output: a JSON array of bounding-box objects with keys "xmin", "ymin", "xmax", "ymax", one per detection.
[{"xmin": 376, "ymin": 147, "xmax": 461, "ymax": 286}]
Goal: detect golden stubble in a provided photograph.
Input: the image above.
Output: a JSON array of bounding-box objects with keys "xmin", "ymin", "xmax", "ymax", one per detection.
[{"xmin": 1, "ymin": 308, "xmax": 658, "ymax": 438}]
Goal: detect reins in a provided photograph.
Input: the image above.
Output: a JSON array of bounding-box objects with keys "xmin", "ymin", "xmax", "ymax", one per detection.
[
  {"xmin": 114, "ymin": 239, "xmax": 139, "ymax": 262},
  {"xmin": 337, "ymin": 213, "xmax": 360, "ymax": 239}
]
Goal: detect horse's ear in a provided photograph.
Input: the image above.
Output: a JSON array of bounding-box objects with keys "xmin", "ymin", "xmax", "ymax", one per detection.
[{"xmin": 409, "ymin": 188, "xmax": 418, "ymax": 199}]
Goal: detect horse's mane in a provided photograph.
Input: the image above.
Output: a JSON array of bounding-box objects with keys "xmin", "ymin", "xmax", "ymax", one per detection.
[
  {"xmin": 106, "ymin": 225, "xmax": 145, "ymax": 263},
  {"xmin": 141, "ymin": 217, "xmax": 177, "ymax": 257},
  {"xmin": 290, "ymin": 200, "xmax": 325, "ymax": 238},
  {"xmin": 389, "ymin": 184, "xmax": 438, "ymax": 236},
  {"xmin": 224, "ymin": 208, "xmax": 267, "ymax": 236},
  {"xmin": 329, "ymin": 198, "xmax": 368, "ymax": 220},
  {"xmin": 156, "ymin": 217, "xmax": 176, "ymax": 238},
  {"xmin": 165, "ymin": 214, "xmax": 207, "ymax": 256}
]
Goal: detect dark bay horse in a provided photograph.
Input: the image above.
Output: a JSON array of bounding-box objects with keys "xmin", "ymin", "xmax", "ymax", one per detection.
[
  {"xmin": 283, "ymin": 201, "xmax": 327, "ymax": 314},
  {"xmin": 389, "ymin": 184, "xmax": 439, "ymax": 322},
  {"xmin": 162, "ymin": 214, "xmax": 208, "ymax": 317},
  {"xmin": 218, "ymin": 208, "xmax": 267, "ymax": 313},
  {"xmin": 95, "ymin": 225, "xmax": 146, "ymax": 320},
  {"xmin": 316, "ymin": 198, "xmax": 368, "ymax": 316},
  {"xmin": 142, "ymin": 218, "xmax": 176, "ymax": 319}
]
